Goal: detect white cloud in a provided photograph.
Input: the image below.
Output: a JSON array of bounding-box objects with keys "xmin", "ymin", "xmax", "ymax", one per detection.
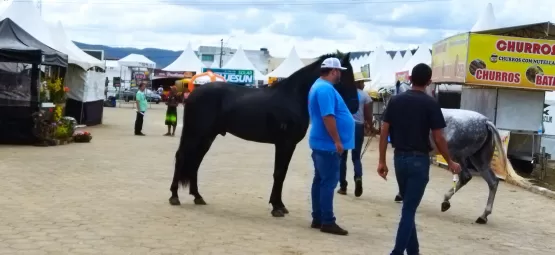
[{"xmin": 1, "ymin": 0, "xmax": 554, "ymax": 58}]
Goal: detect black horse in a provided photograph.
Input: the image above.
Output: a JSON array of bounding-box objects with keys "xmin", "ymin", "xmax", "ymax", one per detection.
[{"xmin": 169, "ymin": 53, "xmax": 359, "ymax": 217}]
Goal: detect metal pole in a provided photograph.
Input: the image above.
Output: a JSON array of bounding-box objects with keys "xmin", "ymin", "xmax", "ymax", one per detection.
[{"xmin": 219, "ymin": 39, "xmax": 223, "ymax": 68}]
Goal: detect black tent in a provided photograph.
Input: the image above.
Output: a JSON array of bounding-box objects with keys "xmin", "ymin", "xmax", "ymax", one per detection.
[
  {"xmin": 0, "ymin": 18, "xmax": 68, "ymax": 144},
  {"xmin": 0, "ymin": 18, "xmax": 67, "ymax": 66}
]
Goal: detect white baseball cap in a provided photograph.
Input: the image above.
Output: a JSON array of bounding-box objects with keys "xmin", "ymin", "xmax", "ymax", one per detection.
[{"xmin": 321, "ymin": 57, "xmax": 347, "ymax": 70}]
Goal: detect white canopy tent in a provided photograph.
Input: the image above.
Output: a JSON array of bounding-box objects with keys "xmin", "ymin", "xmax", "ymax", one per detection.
[
  {"xmin": 368, "ymin": 46, "xmax": 396, "ymax": 91},
  {"xmin": 266, "ymin": 47, "xmax": 305, "ymax": 78},
  {"xmin": 118, "ymin": 54, "xmax": 156, "ymax": 69},
  {"xmin": 399, "ymin": 44, "xmax": 432, "ymax": 75},
  {"xmin": 163, "ymin": 42, "xmax": 205, "ymax": 73},
  {"xmin": 390, "ymin": 51, "xmax": 404, "ymax": 74},
  {"xmin": 53, "ymin": 21, "xmax": 105, "ymax": 125},
  {"xmin": 471, "ymin": 3, "xmax": 497, "ymax": 32},
  {"xmin": 402, "ymin": 50, "xmax": 413, "ymax": 63},
  {"xmin": 222, "ymin": 45, "xmax": 265, "ymax": 82}
]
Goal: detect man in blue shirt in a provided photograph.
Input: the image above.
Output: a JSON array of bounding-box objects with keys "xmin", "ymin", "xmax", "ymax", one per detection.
[{"xmin": 308, "ymin": 57, "xmax": 355, "ymax": 235}]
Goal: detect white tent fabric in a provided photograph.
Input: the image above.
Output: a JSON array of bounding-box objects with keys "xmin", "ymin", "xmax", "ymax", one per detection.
[
  {"xmin": 391, "ymin": 51, "xmax": 404, "ymax": 73},
  {"xmin": 368, "ymin": 46, "xmax": 395, "ymax": 90},
  {"xmin": 471, "ymin": 3, "xmax": 497, "ymax": 32},
  {"xmin": 402, "ymin": 50, "xmax": 413, "ymax": 63},
  {"xmin": 118, "ymin": 54, "xmax": 156, "ymax": 69},
  {"xmin": 163, "ymin": 42, "xmax": 205, "ymax": 73},
  {"xmin": 65, "ymin": 65, "xmax": 105, "ymax": 102},
  {"xmin": 222, "ymin": 45, "xmax": 265, "ymax": 81},
  {"xmin": 55, "ymin": 21, "xmax": 104, "ymax": 70},
  {"xmin": 266, "ymin": 47, "xmax": 304, "ymax": 78},
  {"xmin": 0, "ymin": 1, "xmax": 59, "ymax": 50},
  {"xmin": 399, "ymin": 44, "xmax": 431, "ymax": 75}
]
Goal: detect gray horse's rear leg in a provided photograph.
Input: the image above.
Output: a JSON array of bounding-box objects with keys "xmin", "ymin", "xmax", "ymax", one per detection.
[
  {"xmin": 471, "ymin": 160, "xmax": 498, "ymax": 224},
  {"xmin": 441, "ymin": 159, "xmax": 472, "ymax": 212}
]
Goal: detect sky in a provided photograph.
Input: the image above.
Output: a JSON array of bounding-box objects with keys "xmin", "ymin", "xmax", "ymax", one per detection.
[{"xmin": 3, "ymin": 0, "xmax": 555, "ymax": 58}]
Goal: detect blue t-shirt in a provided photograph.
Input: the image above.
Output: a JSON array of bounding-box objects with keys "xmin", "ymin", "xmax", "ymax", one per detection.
[{"xmin": 308, "ymin": 78, "xmax": 355, "ymax": 151}]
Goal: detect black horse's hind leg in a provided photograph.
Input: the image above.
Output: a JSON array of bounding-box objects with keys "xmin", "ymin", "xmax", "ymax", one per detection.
[
  {"xmin": 169, "ymin": 150, "xmax": 185, "ymax": 205},
  {"xmin": 441, "ymin": 159, "xmax": 473, "ymax": 212},
  {"xmin": 269, "ymin": 142, "xmax": 296, "ymax": 217},
  {"xmin": 188, "ymin": 135, "xmax": 217, "ymax": 205}
]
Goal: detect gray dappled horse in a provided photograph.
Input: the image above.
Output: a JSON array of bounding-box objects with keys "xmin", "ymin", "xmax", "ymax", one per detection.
[{"xmin": 391, "ymin": 84, "xmax": 526, "ymax": 224}]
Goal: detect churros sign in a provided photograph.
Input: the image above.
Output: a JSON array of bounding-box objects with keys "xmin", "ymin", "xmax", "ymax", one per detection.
[
  {"xmin": 431, "ymin": 33, "xmax": 469, "ymax": 83},
  {"xmin": 466, "ymin": 33, "xmax": 555, "ymax": 90}
]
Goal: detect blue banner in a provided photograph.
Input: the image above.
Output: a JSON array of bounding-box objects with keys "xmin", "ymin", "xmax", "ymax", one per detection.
[{"xmin": 202, "ymin": 68, "xmax": 254, "ymax": 84}]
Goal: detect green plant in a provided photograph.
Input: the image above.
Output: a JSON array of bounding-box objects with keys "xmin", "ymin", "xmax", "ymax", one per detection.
[{"xmin": 46, "ymin": 77, "xmax": 69, "ymax": 104}]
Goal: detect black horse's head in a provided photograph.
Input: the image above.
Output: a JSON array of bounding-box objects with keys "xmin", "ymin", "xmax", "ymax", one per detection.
[
  {"xmin": 271, "ymin": 52, "xmax": 358, "ymax": 114},
  {"xmin": 332, "ymin": 53, "xmax": 359, "ymax": 114}
]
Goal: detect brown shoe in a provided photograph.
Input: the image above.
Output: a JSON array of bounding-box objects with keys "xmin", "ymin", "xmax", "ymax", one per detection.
[
  {"xmin": 320, "ymin": 223, "xmax": 348, "ymax": 235},
  {"xmin": 337, "ymin": 188, "xmax": 347, "ymax": 195}
]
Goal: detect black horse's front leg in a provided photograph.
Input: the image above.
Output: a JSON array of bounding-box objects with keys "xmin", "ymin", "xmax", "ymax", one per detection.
[{"xmin": 269, "ymin": 142, "xmax": 296, "ymax": 217}]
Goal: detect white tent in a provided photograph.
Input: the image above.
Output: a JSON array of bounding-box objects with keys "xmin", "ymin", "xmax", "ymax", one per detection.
[
  {"xmin": 53, "ymin": 21, "xmax": 105, "ymax": 125},
  {"xmin": 118, "ymin": 54, "xmax": 156, "ymax": 69},
  {"xmin": 163, "ymin": 42, "xmax": 205, "ymax": 73},
  {"xmin": 471, "ymin": 3, "xmax": 497, "ymax": 32},
  {"xmin": 266, "ymin": 47, "xmax": 305, "ymax": 78},
  {"xmin": 47, "ymin": 22, "xmax": 104, "ymax": 71},
  {"xmin": 0, "ymin": 1, "xmax": 58, "ymax": 51},
  {"xmin": 391, "ymin": 51, "xmax": 404, "ymax": 73},
  {"xmin": 368, "ymin": 46, "xmax": 396, "ymax": 90},
  {"xmin": 402, "ymin": 50, "xmax": 413, "ymax": 63},
  {"xmin": 399, "ymin": 44, "xmax": 432, "ymax": 75},
  {"xmin": 222, "ymin": 45, "xmax": 265, "ymax": 82}
]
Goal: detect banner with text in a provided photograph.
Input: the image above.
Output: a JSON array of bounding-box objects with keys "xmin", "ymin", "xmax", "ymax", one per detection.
[
  {"xmin": 202, "ymin": 68, "xmax": 254, "ymax": 84},
  {"xmin": 431, "ymin": 33, "xmax": 469, "ymax": 83},
  {"xmin": 436, "ymin": 130, "xmax": 510, "ymax": 180},
  {"xmin": 466, "ymin": 34, "xmax": 555, "ymax": 91},
  {"xmin": 153, "ymin": 69, "xmax": 195, "ymax": 79}
]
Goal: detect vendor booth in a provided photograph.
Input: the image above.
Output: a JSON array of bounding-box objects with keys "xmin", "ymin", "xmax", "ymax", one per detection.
[
  {"xmin": 116, "ymin": 54, "xmax": 156, "ymax": 107},
  {"xmin": 430, "ymin": 21, "xmax": 555, "ymax": 176},
  {"xmin": 0, "ymin": 18, "xmax": 68, "ymax": 144}
]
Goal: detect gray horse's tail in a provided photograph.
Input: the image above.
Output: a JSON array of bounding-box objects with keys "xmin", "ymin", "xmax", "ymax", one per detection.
[{"xmin": 485, "ymin": 121, "xmax": 528, "ymax": 185}]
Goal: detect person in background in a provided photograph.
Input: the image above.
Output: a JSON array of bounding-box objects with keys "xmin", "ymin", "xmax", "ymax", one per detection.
[
  {"xmin": 308, "ymin": 57, "xmax": 354, "ymax": 236},
  {"xmin": 337, "ymin": 74, "xmax": 373, "ymax": 197},
  {"xmin": 377, "ymin": 63, "xmax": 461, "ymax": 255},
  {"xmin": 164, "ymin": 86, "xmax": 179, "ymax": 136},
  {"xmin": 157, "ymin": 86, "xmax": 163, "ymax": 95},
  {"xmin": 134, "ymin": 83, "xmax": 148, "ymax": 136}
]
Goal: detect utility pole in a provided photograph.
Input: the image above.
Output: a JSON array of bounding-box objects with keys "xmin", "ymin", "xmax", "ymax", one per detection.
[
  {"xmin": 219, "ymin": 39, "xmax": 223, "ymax": 68},
  {"xmin": 37, "ymin": 0, "xmax": 42, "ymax": 16}
]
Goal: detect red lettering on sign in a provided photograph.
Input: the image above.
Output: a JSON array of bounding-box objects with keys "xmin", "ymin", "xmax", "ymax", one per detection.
[
  {"xmin": 496, "ymin": 39, "xmax": 555, "ymax": 56},
  {"xmin": 536, "ymin": 75, "xmax": 555, "ymax": 87},
  {"xmin": 475, "ymin": 69, "xmax": 521, "ymax": 84}
]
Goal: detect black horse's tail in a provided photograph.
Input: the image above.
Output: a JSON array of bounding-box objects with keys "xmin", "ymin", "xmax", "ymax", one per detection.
[{"xmin": 174, "ymin": 99, "xmax": 195, "ymax": 188}]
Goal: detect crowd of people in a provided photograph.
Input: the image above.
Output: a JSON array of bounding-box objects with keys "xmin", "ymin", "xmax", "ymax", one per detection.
[
  {"xmin": 308, "ymin": 58, "xmax": 461, "ymax": 254},
  {"xmin": 131, "ymin": 59, "xmax": 462, "ymax": 254}
]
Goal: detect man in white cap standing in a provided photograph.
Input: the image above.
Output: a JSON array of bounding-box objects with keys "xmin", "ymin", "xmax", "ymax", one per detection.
[{"xmin": 307, "ymin": 57, "xmax": 354, "ymax": 235}]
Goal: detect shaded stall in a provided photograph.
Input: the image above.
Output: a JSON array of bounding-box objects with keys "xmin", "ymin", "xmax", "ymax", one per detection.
[
  {"xmin": 431, "ymin": 21, "xmax": 555, "ymax": 176},
  {"xmin": 0, "ymin": 18, "xmax": 67, "ymax": 144}
]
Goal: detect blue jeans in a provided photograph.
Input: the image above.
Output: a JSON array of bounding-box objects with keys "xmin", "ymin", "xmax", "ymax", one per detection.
[
  {"xmin": 339, "ymin": 123, "xmax": 364, "ymax": 188},
  {"xmin": 311, "ymin": 149, "xmax": 341, "ymax": 225},
  {"xmin": 391, "ymin": 152, "xmax": 430, "ymax": 255}
]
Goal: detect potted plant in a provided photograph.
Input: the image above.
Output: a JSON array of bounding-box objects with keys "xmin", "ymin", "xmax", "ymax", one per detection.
[{"xmin": 73, "ymin": 131, "xmax": 92, "ymax": 143}]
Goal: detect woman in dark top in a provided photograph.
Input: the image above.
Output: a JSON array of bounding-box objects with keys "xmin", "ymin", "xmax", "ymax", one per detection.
[{"xmin": 164, "ymin": 86, "xmax": 179, "ymax": 136}]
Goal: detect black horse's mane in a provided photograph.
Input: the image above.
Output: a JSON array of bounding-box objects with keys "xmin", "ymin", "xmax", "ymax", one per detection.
[{"xmin": 269, "ymin": 53, "xmax": 341, "ymax": 89}]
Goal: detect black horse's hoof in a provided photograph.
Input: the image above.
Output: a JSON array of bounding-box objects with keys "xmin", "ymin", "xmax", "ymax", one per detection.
[
  {"xmin": 194, "ymin": 198, "xmax": 207, "ymax": 205},
  {"xmin": 441, "ymin": 201, "xmax": 451, "ymax": 212},
  {"xmin": 169, "ymin": 197, "xmax": 181, "ymax": 206},
  {"xmin": 271, "ymin": 209, "xmax": 285, "ymax": 217},
  {"xmin": 394, "ymin": 195, "xmax": 403, "ymax": 202},
  {"xmin": 475, "ymin": 217, "xmax": 488, "ymax": 224},
  {"xmin": 279, "ymin": 207, "xmax": 289, "ymax": 214}
]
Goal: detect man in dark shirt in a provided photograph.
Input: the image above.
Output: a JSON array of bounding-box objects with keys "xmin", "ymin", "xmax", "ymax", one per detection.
[{"xmin": 377, "ymin": 63, "xmax": 461, "ymax": 255}]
